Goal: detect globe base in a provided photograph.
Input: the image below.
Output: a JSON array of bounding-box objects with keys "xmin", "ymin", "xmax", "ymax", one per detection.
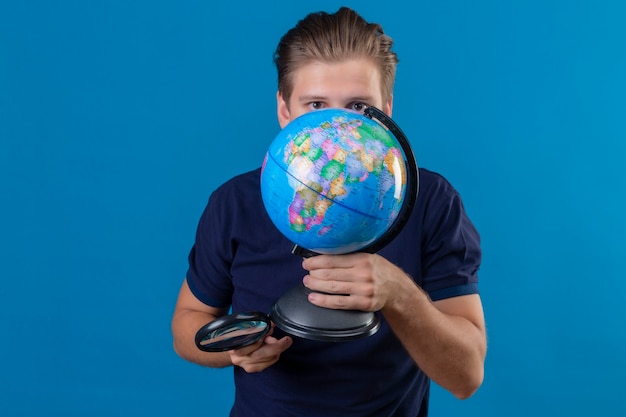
[{"xmin": 270, "ymin": 284, "xmax": 380, "ymax": 342}]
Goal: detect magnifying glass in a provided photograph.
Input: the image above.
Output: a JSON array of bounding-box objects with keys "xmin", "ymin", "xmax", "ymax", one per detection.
[{"xmin": 195, "ymin": 312, "xmax": 272, "ymax": 352}]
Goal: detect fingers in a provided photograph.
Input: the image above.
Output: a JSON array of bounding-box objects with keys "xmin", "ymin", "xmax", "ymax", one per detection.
[
  {"xmin": 302, "ymin": 253, "xmax": 375, "ymax": 293},
  {"xmin": 302, "ymin": 253, "xmax": 388, "ymax": 312},
  {"xmin": 308, "ymin": 290, "xmax": 377, "ymax": 311},
  {"xmin": 230, "ymin": 335, "xmax": 293, "ymax": 373},
  {"xmin": 303, "ymin": 273, "xmax": 371, "ymax": 296}
]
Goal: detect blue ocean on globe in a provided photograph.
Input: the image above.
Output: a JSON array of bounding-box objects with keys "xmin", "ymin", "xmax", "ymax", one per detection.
[{"xmin": 260, "ymin": 108, "xmax": 408, "ymax": 254}]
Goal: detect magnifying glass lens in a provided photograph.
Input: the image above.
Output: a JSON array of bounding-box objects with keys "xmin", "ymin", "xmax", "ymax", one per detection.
[{"xmin": 195, "ymin": 313, "xmax": 271, "ymax": 352}]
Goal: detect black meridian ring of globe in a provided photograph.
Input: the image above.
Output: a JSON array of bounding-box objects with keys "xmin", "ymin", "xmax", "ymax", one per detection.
[
  {"xmin": 194, "ymin": 107, "xmax": 419, "ymax": 350},
  {"xmin": 361, "ymin": 106, "xmax": 419, "ymax": 253}
]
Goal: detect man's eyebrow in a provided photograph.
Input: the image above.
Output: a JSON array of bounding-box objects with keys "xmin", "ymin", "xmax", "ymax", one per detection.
[{"xmin": 297, "ymin": 95, "xmax": 327, "ymax": 102}]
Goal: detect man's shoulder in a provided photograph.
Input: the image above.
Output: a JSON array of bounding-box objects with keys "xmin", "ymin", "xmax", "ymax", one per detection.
[
  {"xmin": 417, "ymin": 167, "xmax": 458, "ymax": 197},
  {"xmin": 210, "ymin": 167, "xmax": 261, "ymax": 198},
  {"xmin": 220, "ymin": 167, "xmax": 261, "ymax": 188}
]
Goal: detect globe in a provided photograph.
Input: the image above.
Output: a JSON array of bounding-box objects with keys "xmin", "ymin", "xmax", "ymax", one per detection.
[{"xmin": 260, "ymin": 108, "xmax": 412, "ymax": 255}]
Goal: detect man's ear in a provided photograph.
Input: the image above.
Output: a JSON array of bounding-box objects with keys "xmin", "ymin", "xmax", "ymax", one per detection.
[
  {"xmin": 383, "ymin": 94, "xmax": 393, "ymax": 117},
  {"xmin": 276, "ymin": 91, "xmax": 291, "ymax": 128}
]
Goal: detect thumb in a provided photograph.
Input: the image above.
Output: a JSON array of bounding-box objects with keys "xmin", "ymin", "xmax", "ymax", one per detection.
[{"xmin": 264, "ymin": 335, "xmax": 293, "ymax": 351}]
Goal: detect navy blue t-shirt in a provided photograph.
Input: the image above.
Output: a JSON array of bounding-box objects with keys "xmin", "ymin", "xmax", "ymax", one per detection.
[{"xmin": 186, "ymin": 167, "xmax": 481, "ymax": 417}]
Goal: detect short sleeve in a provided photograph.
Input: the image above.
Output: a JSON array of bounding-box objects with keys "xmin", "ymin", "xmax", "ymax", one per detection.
[
  {"xmin": 419, "ymin": 174, "xmax": 481, "ymax": 301},
  {"xmin": 186, "ymin": 187, "xmax": 235, "ymax": 308}
]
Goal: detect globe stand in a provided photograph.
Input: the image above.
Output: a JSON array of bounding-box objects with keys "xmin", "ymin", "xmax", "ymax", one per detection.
[{"xmin": 269, "ymin": 245, "xmax": 381, "ymax": 342}]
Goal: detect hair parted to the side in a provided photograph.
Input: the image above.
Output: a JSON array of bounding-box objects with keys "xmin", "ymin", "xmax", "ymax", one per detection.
[{"xmin": 273, "ymin": 7, "xmax": 399, "ymax": 106}]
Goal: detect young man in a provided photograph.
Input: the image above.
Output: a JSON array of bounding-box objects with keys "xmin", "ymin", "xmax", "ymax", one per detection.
[{"xmin": 172, "ymin": 7, "xmax": 486, "ymax": 416}]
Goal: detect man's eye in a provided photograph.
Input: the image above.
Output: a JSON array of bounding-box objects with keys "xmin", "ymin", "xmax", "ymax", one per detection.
[
  {"xmin": 350, "ymin": 102, "xmax": 367, "ymax": 113},
  {"xmin": 310, "ymin": 102, "xmax": 322, "ymax": 109}
]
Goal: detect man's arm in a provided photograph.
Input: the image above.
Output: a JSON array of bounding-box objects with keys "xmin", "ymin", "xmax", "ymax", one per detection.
[
  {"xmin": 302, "ymin": 253, "xmax": 487, "ymax": 399},
  {"xmin": 382, "ymin": 283, "xmax": 486, "ymax": 399},
  {"xmin": 171, "ymin": 279, "xmax": 293, "ymax": 371},
  {"xmin": 171, "ymin": 279, "xmax": 232, "ymax": 367}
]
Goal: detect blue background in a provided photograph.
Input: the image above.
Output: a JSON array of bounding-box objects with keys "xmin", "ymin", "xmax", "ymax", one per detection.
[{"xmin": 1, "ymin": 1, "xmax": 624, "ymax": 416}]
